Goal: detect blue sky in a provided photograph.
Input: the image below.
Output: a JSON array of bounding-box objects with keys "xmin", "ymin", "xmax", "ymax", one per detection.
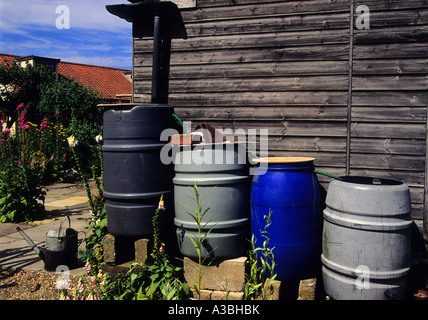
[{"xmin": 0, "ymin": 0, "xmax": 133, "ymax": 69}]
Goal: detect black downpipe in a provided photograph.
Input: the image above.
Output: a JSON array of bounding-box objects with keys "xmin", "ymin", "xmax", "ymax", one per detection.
[{"xmin": 151, "ymin": 14, "xmax": 161, "ymax": 104}]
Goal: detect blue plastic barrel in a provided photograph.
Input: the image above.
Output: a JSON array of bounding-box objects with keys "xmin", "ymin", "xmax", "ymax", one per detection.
[{"xmin": 251, "ymin": 157, "xmax": 322, "ymax": 281}]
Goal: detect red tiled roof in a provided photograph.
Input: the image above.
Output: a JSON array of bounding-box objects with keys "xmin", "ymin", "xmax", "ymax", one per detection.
[
  {"xmin": 0, "ymin": 53, "xmax": 20, "ymax": 66},
  {"xmin": 58, "ymin": 61, "xmax": 131, "ymax": 100},
  {"xmin": 0, "ymin": 53, "xmax": 132, "ymax": 101}
]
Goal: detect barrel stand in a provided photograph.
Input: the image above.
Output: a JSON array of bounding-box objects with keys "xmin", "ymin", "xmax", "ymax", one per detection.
[
  {"xmin": 101, "ymin": 234, "xmax": 153, "ymax": 273},
  {"xmin": 182, "ymin": 256, "xmax": 323, "ymax": 300}
]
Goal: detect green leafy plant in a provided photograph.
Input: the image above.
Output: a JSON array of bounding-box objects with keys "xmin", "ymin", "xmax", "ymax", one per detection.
[
  {"xmin": 70, "ymin": 134, "xmax": 107, "ymax": 272},
  {"xmin": 0, "ymin": 63, "xmax": 55, "ymax": 128},
  {"xmin": 38, "ymin": 78, "xmax": 105, "ymax": 173},
  {"xmin": 100, "ymin": 196, "xmax": 190, "ymax": 300},
  {"xmin": 0, "ymin": 160, "xmax": 46, "ymax": 222},
  {"xmin": 0, "ymin": 107, "xmax": 58, "ymax": 222},
  {"xmin": 244, "ymin": 209, "xmax": 277, "ymax": 300},
  {"xmin": 59, "ymin": 260, "xmax": 106, "ymax": 300},
  {"xmin": 180, "ymin": 181, "xmax": 216, "ymax": 300}
]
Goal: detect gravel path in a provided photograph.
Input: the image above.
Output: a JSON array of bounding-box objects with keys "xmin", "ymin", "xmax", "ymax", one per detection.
[{"xmin": 0, "ymin": 267, "xmax": 80, "ymax": 300}]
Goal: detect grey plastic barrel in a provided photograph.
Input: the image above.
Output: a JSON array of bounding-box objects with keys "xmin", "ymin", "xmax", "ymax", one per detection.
[
  {"xmin": 321, "ymin": 176, "xmax": 412, "ymax": 300},
  {"xmin": 102, "ymin": 104, "xmax": 175, "ymax": 237},
  {"xmin": 173, "ymin": 143, "xmax": 250, "ymax": 259}
]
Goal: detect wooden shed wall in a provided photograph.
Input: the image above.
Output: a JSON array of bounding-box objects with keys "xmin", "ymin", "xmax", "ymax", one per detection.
[{"xmin": 132, "ymin": 0, "xmax": 428, "ymax": 237}]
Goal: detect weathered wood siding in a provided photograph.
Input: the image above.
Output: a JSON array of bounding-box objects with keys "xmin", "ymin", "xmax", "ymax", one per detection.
[
  {"xmin": 133, "ymin": 0, "xmax": 428, "ymax": 236},
  {"xmin": 350, "ymin": 0, "xmax": 428, "ymax": 234}
]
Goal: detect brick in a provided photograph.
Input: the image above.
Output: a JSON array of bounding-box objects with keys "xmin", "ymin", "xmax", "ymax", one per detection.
[
  {"xmin": 101, "ymin": 261, "xmax": 134, "ymax": 274},
  {"xmin": 184, "ymin": 256, "xmax": 247, "ymax": 292},
  {"xmin": 190, "ymin": 288, "xmax": 244, "ymax": 300},
  {"xmin": 190, "ymin": 288, "xmax": 212, "ymax": 300},
  {"xmin": 263, "ymin": 278, "xmax": 282, "ymax": 300},
  {"xmin": 103, "ymin": 233, "xmax": 155, "ymax": 266},
  {"xmin": 297, "ymin": 278, "xmax": 317, "ymax": 300},
  {"xmin": 135, "ymin": 238, "xmax": 152, "ymax": 264},
  {"xmin": 211, "ymin": 290, "xmax": 244, "ymax": 300},
  {"xmin": 103, "ymin": 233, "xmax": 116, "ymax": 265}
]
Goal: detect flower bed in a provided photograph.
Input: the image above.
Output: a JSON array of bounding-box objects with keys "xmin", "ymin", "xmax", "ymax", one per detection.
[{"xmin": 0, "ymin": 105, "xmax": 70, "ymax": 222}]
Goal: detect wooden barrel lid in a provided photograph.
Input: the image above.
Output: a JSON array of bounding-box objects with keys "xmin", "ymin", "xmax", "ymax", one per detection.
[{"xmin": 253, "ymin": 157, "xmax": 315, "ymax": 163}]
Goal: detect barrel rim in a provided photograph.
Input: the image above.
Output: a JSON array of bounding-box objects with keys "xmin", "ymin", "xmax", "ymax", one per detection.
[
  {"xmin": 173, "ymin": 175, "xmax": 249, "ymax": 186},
  {"xmin": 253, "ymin": 156, "xmax": 315, "ymax": 164},
  {"xmin": 99, "ymin": 103, "xmax": 171, "ymax": 109},
  {"xmin": 334, "ymin": 175, "xmax": 404, "ymax": 186},
  {"xmin": 102, "ymin": 143, "xmax": 166, "ymax": 151},
  {"xmin": 174, "ymin": 217, "xmax": 249, "ymax": 229},
  {"xmin": 172, "ymin": 141, "xmax": 248, "ymax": 147},
  {"xmin": 103, "ymin": 190, "xmax": 171, "ymax": 199}
]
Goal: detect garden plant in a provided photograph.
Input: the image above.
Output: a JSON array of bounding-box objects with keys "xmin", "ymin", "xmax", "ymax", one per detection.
[
  {"xmin": 0, "ymin": 104, "xmax": 68, "ymax": 222},
  {"xmin": 180, "ymin": 181, "xmax": 216, "ymax": 300}
]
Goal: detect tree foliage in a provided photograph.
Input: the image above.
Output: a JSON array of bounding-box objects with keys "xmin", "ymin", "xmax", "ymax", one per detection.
[
  {"xmin": 38, "ymin": 78, "xmax": 105, "ymax": 159},
  {"xmin": 0, "ymin": 61, "xmax": 106, "ymax": 167},
  {"xmin": 0, "ymin": 62, "xmax": 55, "ymax": 127}
]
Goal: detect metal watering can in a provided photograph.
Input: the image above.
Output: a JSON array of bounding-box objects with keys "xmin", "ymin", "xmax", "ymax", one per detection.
[{"xmin": 17, "ymin": 216, "xmax": 86, "ymax": 271}]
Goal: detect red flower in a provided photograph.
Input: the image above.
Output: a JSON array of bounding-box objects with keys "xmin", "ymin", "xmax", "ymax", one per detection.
[
  {"xmin": 16, "ymin": 104, "xmax": 25, "ymax": 111},
  {"xmin": 40, "ymin": 119, "xmax": 48, "ymax": 130},
  {"xmin": 20, "ymin": 112, "xmax": 30, "ymax": 130}
]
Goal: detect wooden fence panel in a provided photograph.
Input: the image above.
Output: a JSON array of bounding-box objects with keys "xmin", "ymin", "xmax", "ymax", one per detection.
[
  {"xmin": 133, "ymin": 0, "xmax": 428, "ymax": 236},
  {"xmin": 351, "ymin": 2, "xmax": 428, "ymax": 227}
]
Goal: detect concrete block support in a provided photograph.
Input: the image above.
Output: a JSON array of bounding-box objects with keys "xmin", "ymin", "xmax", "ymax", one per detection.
[
  {"xmin": 183, "ymin": 256, "xmax": 247, "ymax": 292},
  {"xmin": 183, "ymin": 256, "xmax": 247, "ymax": 300},
  {"xmin": 102, "ymin": 233, "xmax": 152, "ymax": 266}
]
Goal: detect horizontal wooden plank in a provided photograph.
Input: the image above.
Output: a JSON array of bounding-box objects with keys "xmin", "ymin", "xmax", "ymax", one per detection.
[
  {"xmin": 352, "ymin": 75, "xmax": 428, "ymax": 90},
  {"xmin": 219, "ymin": 135, "xmax": 346, "ymax": 153},
  {"xmin": 354, "ymin": 25, "xmax": 428, "ymax": 44},
  {"xmin": 352, "ymin": 91, "xmax": 428, "ymax": 106},
  {"xmin": 134, "ymin": 75, "xmax": 349, "ymax": 93},
  {"xmin": 168, "ymin": 91, "xmax": 348, "ymax": 106},
  {"xmin": 350, "ymin": 153, "xmax": 425, "ymax": 171},
  {"xmin": 350, "ymin": 138, "xmax": 426, "ymax": 156},
  {"xmin": 136, "ymin": 30, "xmax": 350, "ymax": 52},
  {"xmin": 134, "ymin": 60, "xmax": 350, "ymax": 80},
  {"xmin": 268, "ymin": 136, "xmax": 346, "ymax": 152},
  {"xmin": 184, "ymin": 13, "xmax": 350, "ymax": 37},
  {"xmin": 410, "ymin": 206, "xmax": 424, "ymax": 221},
  {"xmin": 351, "ymin": 122, "xmax": 426, "ymax": 139},
  {"xmin": 351, "ymin": 107, "xmax": 426, "ymax": 123},
  {"xmin": 267, "ymin": 150, "xmax": 346, "ymax": 167},
  {"xmin": 348, "ymin": 168, "xmax": 425, "ymax": 186},
  {"xmin": 186, "ymin": 120, "xmax": 347, "ymax": 137},
  {"xmin": 354, "ymin": 9, "xmax": 428, "ymax": 28},
  {"xmin": 174, "ymin": 106, "xmax": 348, "ymax": 121},
  {"xmin": 355, "ymin": 0, "xmax": 428, "ymax": 11},
  {"xmin": 182, "ymin": 0, "xmax": 351, "ymax": 22},
  {"xmin": 353, "ymin": 42, "xmax": 428, "ymax": 59},
  {"xmin": 196, "ymin": 0, "xmax": 297, "ymax": 8},
  {"xmin": 412, "ymin": 187, "xmax": 425, "ymax": 204},
  {"xmin": 134, "ymin": 29, "xmax": 351, "ymax": 52},
  {"xmin": 352, "ymin": 58, "xmax": 428, "ymax": 75},
  {"xmin": 134, "ymin": 44, "xmax": 350, "ymax": 65}
]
